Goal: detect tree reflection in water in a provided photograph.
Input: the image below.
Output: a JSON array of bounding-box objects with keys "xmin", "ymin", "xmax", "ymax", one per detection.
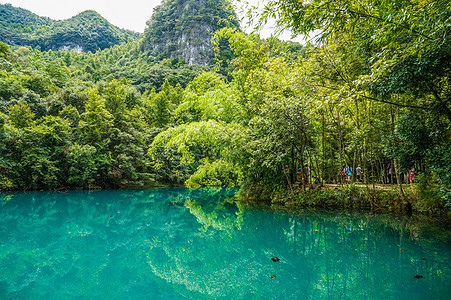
[
  {"xmin": 0, "ymin": 188, "xmax": 449, "ymax": 298},
  {"xmin": 146, "ymin": 190, "xmax": 451, "ymax": 299}
]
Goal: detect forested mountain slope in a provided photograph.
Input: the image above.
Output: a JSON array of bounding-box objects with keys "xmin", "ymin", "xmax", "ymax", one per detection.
[{"xmin": 0, "ymin": 4, "xmax": 139, "ymax": 52}]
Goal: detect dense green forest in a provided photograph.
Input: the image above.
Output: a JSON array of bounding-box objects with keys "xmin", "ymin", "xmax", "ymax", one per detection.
[
  {"xmin": 0, "ymin": 0, "xmax": 449, "ymax": 212},
  {"xmin": 0, "ymin": 4, "xmax": 139, "ymax": 52}
]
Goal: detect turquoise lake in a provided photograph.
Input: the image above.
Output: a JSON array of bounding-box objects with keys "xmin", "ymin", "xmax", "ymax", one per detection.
[{"xmin": 0, "ymin": 187, "xmax": 450, "ymax": 299}]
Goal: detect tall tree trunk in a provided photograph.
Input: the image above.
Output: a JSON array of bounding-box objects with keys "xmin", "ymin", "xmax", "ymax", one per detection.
[
  {"xmin": 329, "ymin": 134, "xmax": 336, "ymax": 184},
  {"xmin": 368, "ymin": 103, "xmax": 375, "ymax": 189},
  {"xmin": 355, "ymin": 99, "xmax": 360, "ymax": 130},
  {"xmin": 291, "ymin": 144, "xmax": 295, "ymax": 184},
  {"xmin": 282, "ymin": 162, "xmax": 293, "ymax": 193},
  {"xmin": 391, "ymin": 108, "xmax": 405, "ymax": 199},
  {"xmin": 363, "ymin": 101, "xmax": 368, "ymax": 186},
  {"xmin": 379, "ymin": 159, "xmax": 384, "ymax": 184},
  {"xmin": 353, "ymin": 98, "xmax": 360, "ymax": 183},
  {"xmin": 337, "ymin": 109, "xmax": 343, "ymax": 185},
  {"xmin": 322, "ymin": 110, "xmax": 326, "ymax": 185},
  {"xmin": 300, "ymin": 148, "xmax": 305, "ymax": 191},
  {"xmin": 363, "ymin": 137, "xmax": 368, "ymax": 186}
]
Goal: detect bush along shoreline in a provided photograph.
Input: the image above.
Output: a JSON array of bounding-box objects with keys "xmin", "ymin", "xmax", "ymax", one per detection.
[{"xmin": 239, "ymin": 184, "xmax": 450, "ymax": 217}]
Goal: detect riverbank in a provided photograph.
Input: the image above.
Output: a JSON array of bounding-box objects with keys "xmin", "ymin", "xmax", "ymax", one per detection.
[{"xmin": 239, "ymin": 183, "xmax": 450, "ymax": 217}]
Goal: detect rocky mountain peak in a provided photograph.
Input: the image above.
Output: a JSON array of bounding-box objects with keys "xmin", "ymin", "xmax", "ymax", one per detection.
[{"xmin": 140, "ymin": 0, "xmax": 239, "ymax": 66}]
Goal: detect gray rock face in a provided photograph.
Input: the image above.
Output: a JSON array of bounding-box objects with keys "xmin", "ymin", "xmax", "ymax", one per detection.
[
  {"xmin": 140, "ymin": 0, "xmax": 239, "ymax": 66},
  {"xmin": 176, "ymin": 23, "xmax": 213, "ymax": 65},
  {"xmin": 59, "ymin": 44, "xmax": 83, "ymax": 54}
]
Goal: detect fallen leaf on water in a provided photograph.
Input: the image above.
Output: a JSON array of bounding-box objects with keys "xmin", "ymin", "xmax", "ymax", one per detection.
[
  {"xmin": 413, "ymin": 275, "xmax": 423, "ymax": 279},
  {"xmin": 271, "ymin": 275, "xmax": 276, "ymax": 279},
  {"xmin": 401, "ymin": 249, "xmax": 405, "ymax": 252},
  {"xmin": 271, "ymin": 257, "xmax": 280, "ymax": 262},
  {"xmin": 421, "ymin": 258, "xmax": 426, "ymax": 260}
]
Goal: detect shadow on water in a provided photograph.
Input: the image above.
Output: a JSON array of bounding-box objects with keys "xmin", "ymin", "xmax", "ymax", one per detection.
[{"xmin": 0, "ymin": 187, "xmax": 450, "ymax": 299}]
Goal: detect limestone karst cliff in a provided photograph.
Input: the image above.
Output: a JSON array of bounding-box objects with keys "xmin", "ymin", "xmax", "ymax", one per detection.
[{"xmin": 140, "ymin": 0, "xmax": 239, "ymax": 66}]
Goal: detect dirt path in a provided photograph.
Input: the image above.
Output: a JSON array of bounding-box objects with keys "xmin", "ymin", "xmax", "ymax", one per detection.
[{"xmin": 304, "ymin": 183, "xmax": 408, "ymax": 190}]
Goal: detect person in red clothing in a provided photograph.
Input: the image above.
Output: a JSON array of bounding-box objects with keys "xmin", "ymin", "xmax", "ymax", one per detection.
[{"xmin": 408, "ymin": 167, "xmax": 416, "ymax": 186}]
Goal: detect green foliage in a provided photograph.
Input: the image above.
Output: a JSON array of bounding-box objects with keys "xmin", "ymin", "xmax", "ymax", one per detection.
[
  {"xmin": 383, "ymin": 111, "xmax": 432, "ymax": 169},
  {"xmin": 149, "ymin": 120, "xmax": 247, "ymax": 186},
  {"xmin": 259, "ymin": 0, "xmax": 451, "ymax": 118},
  {"xmin": 185, "ymin": 159, "xmax": 242, "ymax": 188},
  {"xmin": 0, "ymin": 42, "xmax": 9, "ymax": 58},
  {"xmin": 6, "ymin": 100, "xmax": 35, "ymax": 128},
  {"xmin": 66, "ymin": 143, "xmax": 98, "ymax": 185},
  {"xmin": 0, "ymin": 1, "xmax": 449, "ymax": 218},
  {"xmin": 0, "ymin": 4, "xmax": 139, "ymax": 52},
  {"xmin": 0, "ymin": 51, "xmax": 159, "ymax": 189},
  {"xmin": 411, "ymin": 173, "xmax": 444, "ymax": 213}
]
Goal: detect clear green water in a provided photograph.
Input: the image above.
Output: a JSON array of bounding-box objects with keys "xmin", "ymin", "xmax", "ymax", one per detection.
[{"xmin": 0, "ymin": 188, "xmax": 450, "ymax": 299}]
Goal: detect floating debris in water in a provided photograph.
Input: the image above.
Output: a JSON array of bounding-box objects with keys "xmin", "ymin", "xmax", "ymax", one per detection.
[
  {"xmin": 413, "ymin": 275, "xmax": 423, "ymax": 279},
  {"xmin": 421, "ymin": 258, "xmax": 426, "ymax": 260},
  {"xmin": 271, "ymin": 257, "xmax": 280, "ymax": 262},
  {"xmin": 401, "ymin": 249, "xmax": 405, "ymax": 252},
  {"xmin": 271, "ymin": 275, "xmax": 276, "ymax": 278}
]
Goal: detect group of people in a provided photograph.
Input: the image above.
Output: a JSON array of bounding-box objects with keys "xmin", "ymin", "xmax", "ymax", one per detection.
[
  {"xmin": 341, "ymin": 165, "xmax": 362, "ymax": 183},
  {"xmin": 285, "ymin": 163, "xmax": 417, "ymax": 186},
  {"xmin": 386, "ymin": 163, "xmax": 417, "ymax": 185}
]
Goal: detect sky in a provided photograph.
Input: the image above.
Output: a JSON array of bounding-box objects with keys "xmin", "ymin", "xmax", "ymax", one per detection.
[{"xmin": 0, "ymin": 0, "xmax": 303, "ymax": 42}]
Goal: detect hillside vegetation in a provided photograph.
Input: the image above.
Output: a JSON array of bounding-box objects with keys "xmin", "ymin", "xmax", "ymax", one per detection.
[{"xmin": 0, "ymin": 4, "xmax": 139, "ymax": 52}]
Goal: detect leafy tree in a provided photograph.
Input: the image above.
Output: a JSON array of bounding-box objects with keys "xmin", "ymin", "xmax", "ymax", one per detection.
[
  {"xmin": 0, "ymin": 41, "xmax": 9, "ymax": 58},
  {"xmin": 6, "ymin": 100, "xmax": 35, "ymax": 128},
  {"xmin": 258, "ymin": 0, "xmax": 451, "ymax": 118},
  {"xmin": 78, "ymin": 88, "xmax": 113, "ymax": 145}
]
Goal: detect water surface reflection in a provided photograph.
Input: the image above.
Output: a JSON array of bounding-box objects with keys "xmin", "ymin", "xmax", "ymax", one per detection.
[{"xmin": 0, "ymin": 188, "xmax": 450, "ymax": 299}]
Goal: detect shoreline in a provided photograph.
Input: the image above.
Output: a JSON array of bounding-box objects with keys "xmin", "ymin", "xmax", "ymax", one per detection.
[
  {"xmin": 2, "ymin": 183, "xmax": 449, "ymax": 217},
  {"xmin": 238, "ymin": 183, "xmax": 451, "ymax": 217}
]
